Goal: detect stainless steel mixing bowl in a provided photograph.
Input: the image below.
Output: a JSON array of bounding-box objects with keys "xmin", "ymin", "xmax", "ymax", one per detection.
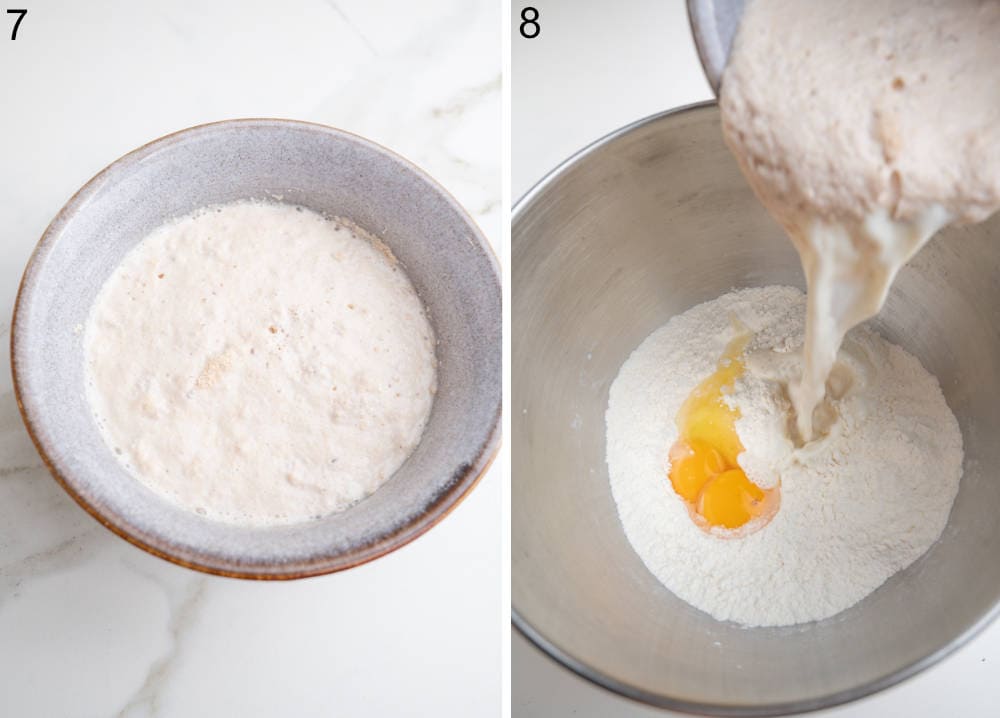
[{"xmin": 512, "ymin": 102, "xmax": 1000, "ymax": 715}]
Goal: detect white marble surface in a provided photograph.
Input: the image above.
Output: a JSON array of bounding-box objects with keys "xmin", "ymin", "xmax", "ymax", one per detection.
[
  {"xmin": 0, "ymin": 1, "xmax": 500, "ymax": 716},
  {"xmin": 512, "ymin": 0, "xmax": 1000, "ymax": 715}
]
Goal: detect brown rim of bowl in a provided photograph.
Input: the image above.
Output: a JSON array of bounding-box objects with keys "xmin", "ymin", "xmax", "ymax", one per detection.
[{"xmin": 11, "ymin": 118, "xmax": 502, "ymax": 580}]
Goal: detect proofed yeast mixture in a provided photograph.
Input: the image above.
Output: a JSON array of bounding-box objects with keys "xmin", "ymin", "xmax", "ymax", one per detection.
[
  {"xmin": 85, "ymin": 201, "xmax": 436, "ymax": 526},
  {"xmin": 608, "ymin": 0, "xmax": 1000, "ymax": 625},
  {"xmin": 721, "ymin": 0, "xmax": 1000, "ymax": 440}
]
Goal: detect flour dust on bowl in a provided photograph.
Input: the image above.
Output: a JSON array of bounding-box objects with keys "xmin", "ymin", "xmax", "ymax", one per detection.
[
  {"xmin": 512, "ymin": 104, "xmax": 1000, "ymax": 715},
  {"xmin": 13, "ymin": 119, "xmax": 501, "ymax": 579}
]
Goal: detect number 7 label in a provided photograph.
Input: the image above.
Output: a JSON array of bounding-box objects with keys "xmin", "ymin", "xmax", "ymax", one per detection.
[{"xmin": 7, "ymin": 8, "xmax": 26, "ymax": 41}]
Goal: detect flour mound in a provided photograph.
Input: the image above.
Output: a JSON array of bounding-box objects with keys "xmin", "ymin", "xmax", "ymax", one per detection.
[{"xmin": 605, "ymin": 286, "xmax": 962, "ymax": 627}]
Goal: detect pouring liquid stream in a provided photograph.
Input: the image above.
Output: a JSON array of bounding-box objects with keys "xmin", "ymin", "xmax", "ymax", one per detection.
[
  {"xmin": 788, "ymin": 208, "xmax": 950, "ymax": 441},
  {"xmin": 717, "ymin": 0, "xmax": 1000, "ymax": 442}
]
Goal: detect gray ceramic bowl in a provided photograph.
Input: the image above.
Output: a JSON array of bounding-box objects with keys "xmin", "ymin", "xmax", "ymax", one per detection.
[
  {"xmin": 13, "ymin": 119, "xmax": 501, "ymax": 579},
  {"xmin": 513, "ymin": 103, "xmax": 1000, "ymax": 714}
]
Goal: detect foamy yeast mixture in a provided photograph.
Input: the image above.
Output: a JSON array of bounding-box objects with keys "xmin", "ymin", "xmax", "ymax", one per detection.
[
  {"xmin": 84, "ymin": 201, "xmax": 436, "ymax": 526},
  {"xmin": 721, "ymin": 0, "xmax": 1000, "ymax": 440}
]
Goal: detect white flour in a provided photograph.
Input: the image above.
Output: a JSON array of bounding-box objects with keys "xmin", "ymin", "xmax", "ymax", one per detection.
[
  {"xmin": 605, "ymin": 287, "xmax": 962, "ymax": 627},
  {"xmin": 85, "ymin": 201, "xmax": 436, "ymax": 526}
]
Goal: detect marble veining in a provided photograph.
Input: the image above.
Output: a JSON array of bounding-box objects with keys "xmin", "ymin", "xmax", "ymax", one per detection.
[{"xmin": 114, "ymin": 574, "xmax": 207, "ymax": 718}]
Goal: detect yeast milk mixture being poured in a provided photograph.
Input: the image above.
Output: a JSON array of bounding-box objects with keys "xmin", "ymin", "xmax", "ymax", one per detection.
[
  {"xmin": 606, "ymin": 0, "xmax": 995, "ymax": 627},
  {"xmin": 720, "ymin": 0, "xmax": 1000, "ymax": 441}
]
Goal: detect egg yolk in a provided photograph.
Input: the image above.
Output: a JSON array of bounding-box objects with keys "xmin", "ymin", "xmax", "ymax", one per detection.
[{"xmin": 668, "ymin": 333, "xmax": 778, "ymax": 531}]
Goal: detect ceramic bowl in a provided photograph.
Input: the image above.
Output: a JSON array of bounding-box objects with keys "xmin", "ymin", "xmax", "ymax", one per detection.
[
  {"xmin": 13, "ymin": 119, "xmax": 501, "ymax": 579},
  {"xmin": 513, "ymin": 103, "xmax": 1000, "ymax": 714}
]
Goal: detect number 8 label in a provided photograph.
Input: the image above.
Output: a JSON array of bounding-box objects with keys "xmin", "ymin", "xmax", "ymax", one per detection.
[{"xmin": 520, "ymin": 7, "xmax": 540, "ymax": 39}]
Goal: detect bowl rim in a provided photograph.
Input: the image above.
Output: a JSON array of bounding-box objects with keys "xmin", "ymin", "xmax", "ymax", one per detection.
[
  {"xmin": 11, "ymin": 117, "xmax": 502, "ymax": 581},
  {"xmin": 511, "ymin": 100, "xmax": 1000, "ymax": 716}
]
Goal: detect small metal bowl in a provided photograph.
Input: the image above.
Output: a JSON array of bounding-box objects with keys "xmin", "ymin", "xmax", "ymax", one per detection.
[
  {"xmin": 513, "ymin": 102, "xmax": 1000, "ymax": 715},
  {"xmin": 687, "ymin": 0, "xmax": 745, "ymax": 93},
  {"xmin": 13, "ymin": 119, "xmax": 501, "ymax": 579}
]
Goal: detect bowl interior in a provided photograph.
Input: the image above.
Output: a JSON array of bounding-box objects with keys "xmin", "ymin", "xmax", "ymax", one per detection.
[
  {"xmin": 512, "ymin": 103, "xmax": 1000, "ymax": 714},
  {"xmin": 14, "ymin": 120, "xmax": 500, "ymax": 577}
]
